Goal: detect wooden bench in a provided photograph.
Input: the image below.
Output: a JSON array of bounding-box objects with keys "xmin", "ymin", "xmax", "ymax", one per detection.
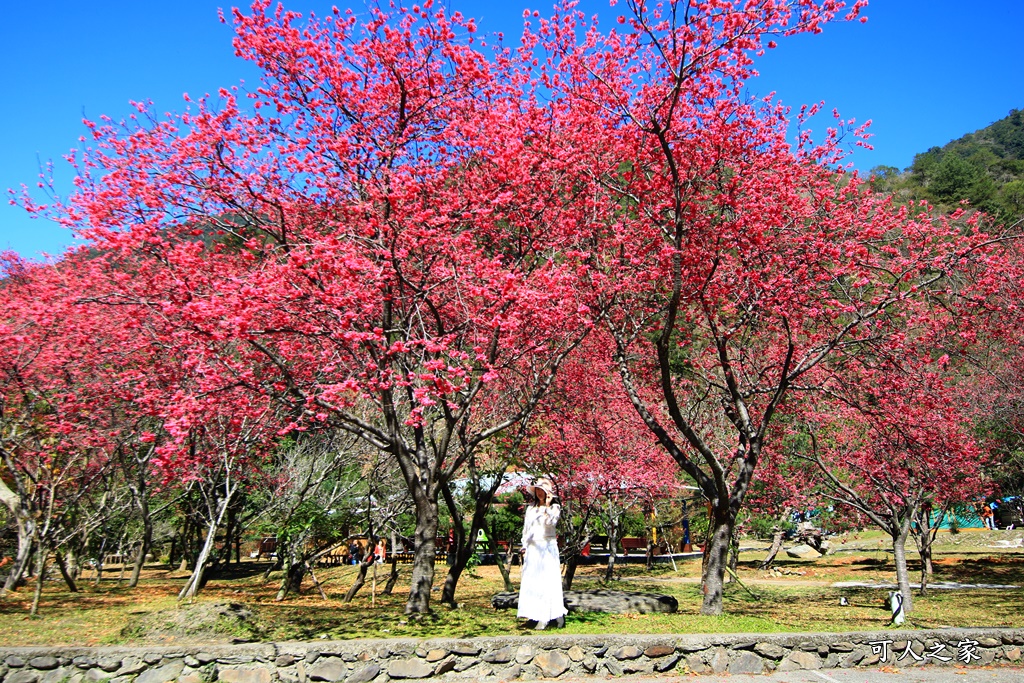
[
  {"xmin": 317, "ymin": 545, "xmax": 350, "ymax": 567},
  {"xmin": 252, "ymin": 537, "xmax": 278, "ymax": 560},
  {"xmin": 619, "ymin": 537, "xmax": 648, "ymax": 555}
]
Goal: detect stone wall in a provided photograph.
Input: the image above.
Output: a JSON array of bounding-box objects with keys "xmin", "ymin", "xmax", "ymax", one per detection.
[{"xmin": 2, "ymin": 629, "xmax": 1022, "ymax": 682}]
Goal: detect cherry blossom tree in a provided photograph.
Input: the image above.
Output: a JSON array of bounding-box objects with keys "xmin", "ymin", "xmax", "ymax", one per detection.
[
  {"xmin": 795, "ymin": 350, "xmax": 988, "ymax": 614},
  {"xmin": 15, "ymin": 0, "xmax": 1020, "ymax": 621},
  {"xmin": 526, "ymin": 335, "xmax": 681, "ymax": 588},
  {"xmin": 0, "ymin": 254, "xmax": 156, "ymax": 609},
  {"xmin": 517, "ymin": 0, "xmax": 1018, "ymax": 615},
  {"xmin": 22, "ymin": 2, "xmax": 598, "ymax": 614}
]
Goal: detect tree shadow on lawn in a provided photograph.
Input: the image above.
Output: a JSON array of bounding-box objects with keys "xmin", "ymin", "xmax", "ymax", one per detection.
[
  {"xmin": 758, "ymin": 553, "xmax": 1024, "ymax": 585},
  {"xmin": 826, "ymin": 554, "xmax": 1024, "ymax": 585},
  {"xmin": 720, "ymin": 583, "xmax": 1024, "ymax": 631},
  {"xmin": 932, "ymin": 555, "xmax": 1024, "ymax": 585},
  {"xmin": 203, "ymin": 561, "xmax": 280, "ymax": 581}
]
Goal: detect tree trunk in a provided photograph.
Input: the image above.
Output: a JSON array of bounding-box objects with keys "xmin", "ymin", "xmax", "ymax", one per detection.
[
  {"xmin": 440, "ymin": 540, "xmax": 472, "ymax": 606},
  {"xmin": 438, "ymin": 488, "xmax": 468, "ymax": 607},
  {"xmin": 604, "ymin": 513, "xmax": 620, "ymax": 582},
  {"xmin": 30, "ymin": 544, "xmax": 48, "ymax": 616},
  {"xmin": 275, "ymin": 553, "xmax": 306, "ymax": 601},
  {"xmin": 759, "ymin": 529, "xmax": 785, "ymax": 570},
  {"xmin": 344, "ymin": 557, "xmax": 373, "ymax": 602},
  {"xmin": 54, "ymin": 551, "xmax": 78, "ymax": 592},
  {"xmin": 263, "ymin": 554, "xmax": 284, "ymax": 581},
  {"xmin": 93, "ymin": 554, "xmax": 104, "ymax": 586},
  {"xmin": 405, "ymin": 497, "xmax": 439, "ymax": 615},
  {"xmin": 726, "ymin": 533, "xmax": 739, "ymax": 582},
  {"xmin": 66, "ymin": 546, "xmax": 81, "ymax": 581},
  {"xmin": 1, "ymin": 517, "xmax": 35, "ymax": 594},
  {"xmin": 892, "ymin": 523, "xmax": 914, "ymax": 616},
  {"xmin": 485, "ymin": 524, "xmax": 514, "ymax": 593},
  {"xmin": 127, "ymin": 465, "xmax": 152, "ymax": 588},
  {"xmin": 382, "ymin": 557, "xmax": 400, "ymax": 596},
  {"xmin": 168, "ymin": 535, "xmax": 178, "ymax": 569},
  {"xmin": 441, "ymin": 505, "xmax": 488, "ymax": 606},
  {"xmin": 218, "ymin": 503, "xmax": 237, "ymax": 570},
  {"xmin": 117, "ymin": 539, "xmax": 128, "ymax": 584},
  {"xmin": 915, "ymin": 521, "xmax": 932, "ymax": 596},
  {"xmin": 129, "ymin": 510, "xmax": 152, "ymax": 589},
  {"xmin": 562, "ymin": 552, "xmax": 579, "ymax": 591},
  {"xmin": 441, "ymin": 475, "xmax": 501, "ymax": 606},
  {"xmin": 172, "ymin": 515, "xmax": 190, "ymax": 569},
  {"xmin": 701, "ymin": 506, "xmax": 734, "ymax": 616},
  {"xmin": 178, "ymin": 492, "xmax": 232, "ymax": 602}
]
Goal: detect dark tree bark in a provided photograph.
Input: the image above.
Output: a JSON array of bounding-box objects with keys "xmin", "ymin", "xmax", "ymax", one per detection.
[
  {"xmin": 913, "ymin": 504, "xmax": 945, "ymax": 596},
  {"xmin": 808, "ymin": 442, "xmax": 920, "ymax": 616},
  {"xmin": 344, "ymin": 555, "xmax": 375, "ymax": 602},
  {"xmin": 758, "ymin": 507, "xmax": 792, "ymax": 570},
  {"xmin": 440, "ymin": 475, "xmax": 501, "ymax": 606},
  {"xmin": 613, "ymin": 336, "xmax": 781, "ymax": 616},
  {"xmin": 382, "ymin": 556, "xmax": 400, "ymax": 595},
  {"xmin": 129, "ymin": 496, "xmax": 152, "ymax": 588},
  {"xmin": 701, "ymin": 505, "xmax": 735, "ymax": 613},
  {"xmin": 275, "ymin": 554, "xmax": 307, "ymax": 601},
  {"xmin": 54, "ymin": 550, "xmax": 78, "ymax": 592},
  {"xmin": 562, "ymin": 553, "xmax": 580, "ymax": 591},
  {"xmin": 178, "ymin": 483, "xmax": 235, "ymax": 602}
]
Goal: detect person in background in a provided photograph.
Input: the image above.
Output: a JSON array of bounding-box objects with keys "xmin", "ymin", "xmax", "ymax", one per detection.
[
  {"xmin": 981, "ymin": 503, "xmax": 995, "ymax": 530},
  {"xmin": 517, "ymin": 477, "xmax": 567, "ymax": 630}
]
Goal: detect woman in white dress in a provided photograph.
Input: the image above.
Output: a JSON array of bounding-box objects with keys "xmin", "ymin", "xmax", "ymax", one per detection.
[{"xmin": 517, "ymin": 478, "xmax": 567, "ymax": 629}]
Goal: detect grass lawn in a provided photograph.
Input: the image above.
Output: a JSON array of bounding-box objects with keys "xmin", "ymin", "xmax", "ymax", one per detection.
[{"xmin": 1, "ymin": 529, "xmax": 1023, "ymax": 646}]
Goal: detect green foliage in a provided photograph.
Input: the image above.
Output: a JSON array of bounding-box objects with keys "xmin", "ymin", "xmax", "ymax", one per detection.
[
  {"xmin": 1000, "ymin": 179, "xmax": 1024, "ymax": 217},
  {"xmin": 929, "ymin": 153, "xmax": 985, "ymax": 205},
  {"xmin": 748, "ymin": 514, "xmax": 795, "ymax": 541},
  {"xmin": 621, "ymin": 509, "xmax": 647, "ymax": 537},
  {"xmin": 485, "ymin": 492, "xmax": 525, "ymax": 542},
  {"xmin": 975, "ymin": 416, "xmax": 1024, "ymax": 497},
  {"xmin": 885, "ymin": 108, "xmax": 1024, "ymax": 222}
]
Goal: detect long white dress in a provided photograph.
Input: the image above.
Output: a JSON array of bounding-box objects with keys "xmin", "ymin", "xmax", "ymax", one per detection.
[{"xmin": 517, "ymin": 503, "xmax": 568, "ymax": 623}]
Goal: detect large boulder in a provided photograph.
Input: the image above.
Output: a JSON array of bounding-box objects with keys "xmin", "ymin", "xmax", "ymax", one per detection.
[
  {"xmin": 491, "ymin": 589, "xmax": 678, "ymax": 614},
  {"xmin": 785, "ymin": 544, "xmax": 822, "ymax": 559}
]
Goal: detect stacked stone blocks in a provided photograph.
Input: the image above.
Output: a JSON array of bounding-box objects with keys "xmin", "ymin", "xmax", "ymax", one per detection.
[{"xmin": 2, "ymin": 629, "xmax": 1022, "ymax": 682}]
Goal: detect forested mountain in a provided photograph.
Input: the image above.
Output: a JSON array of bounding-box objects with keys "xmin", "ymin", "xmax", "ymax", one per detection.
[{"xmin": 870, "ymin": 108, "xmax": 1024, "ymax": 223}]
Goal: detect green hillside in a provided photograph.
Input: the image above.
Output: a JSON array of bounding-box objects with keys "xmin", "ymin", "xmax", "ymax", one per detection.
[{"xmin": 870, "ymin": 108, "xmax": 1024, "ymax": 223}]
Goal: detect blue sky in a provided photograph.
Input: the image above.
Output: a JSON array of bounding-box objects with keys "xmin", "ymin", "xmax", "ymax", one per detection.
[{"xmin": 2, "ymin": 0, "xmax": 1022, "ymax": 259}]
